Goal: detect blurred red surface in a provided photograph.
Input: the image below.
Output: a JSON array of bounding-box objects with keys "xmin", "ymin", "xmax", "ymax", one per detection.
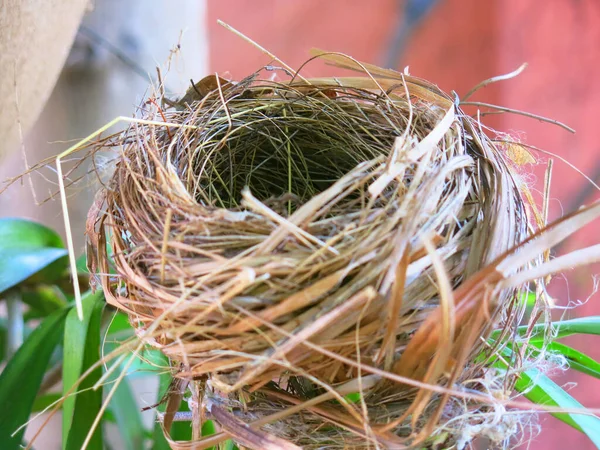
[{"xmin": 207, "ymin": 1, "xmax": 600, "ymax": 448}]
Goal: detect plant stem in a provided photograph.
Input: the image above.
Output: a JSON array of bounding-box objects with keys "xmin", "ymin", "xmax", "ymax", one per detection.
[{"xmin": 6, "ymin": 290, "xmax": 24, "ymax": 358}]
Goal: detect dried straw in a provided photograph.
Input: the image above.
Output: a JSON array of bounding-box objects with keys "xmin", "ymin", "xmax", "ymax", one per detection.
[{"xmin": 85, "ymin": 51, "xmax": 600, "ymax": 449}]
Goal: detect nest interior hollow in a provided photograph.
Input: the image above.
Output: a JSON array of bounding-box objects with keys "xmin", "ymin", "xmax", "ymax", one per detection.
[{"xmin": 88, "ymin": 60, "xmax": 530, "ymax": 448}]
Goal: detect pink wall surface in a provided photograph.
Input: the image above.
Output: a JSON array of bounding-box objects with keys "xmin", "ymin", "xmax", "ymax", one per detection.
[{"xmin": 207, "ymin": 1, "xmax": 600, "ymax": 448}]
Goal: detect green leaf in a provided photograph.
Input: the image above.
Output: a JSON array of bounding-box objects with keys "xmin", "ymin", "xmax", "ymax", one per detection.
[
  {"xmin": 515, "ymin": 368, "xmax": 600, "ymax": 447},
  {"xmin": 0, "ymin": 318, "xmax": 37, "ymax": 362},
  {"xmin": 202, "ymin": 419, "xmax": 216, "ymax": 437},
  {"xmin": 32, "ymin": 393, "xmax": 63, "ymax": 413},
  {"xmin": 0, "ymin": 307, "xmax": 69, "ymax": 450},
  {"xmin": 491, "ymin": 316, "xmax": 600, "ymax": 342},
  {"xmin": 76, "ymin": 242, "xmax": 114, "ymax": 275},
  {"xmin": 0, "ymin": 218, "xmax": 65, "ymax": 249},
  {"xmin": 152, "ymin": 354, "xmax": 193, "ymax": 448},
  {"xmin": 0, "ymin": 317, "xmax": 6, "ymax": 362},
  {"xmin": 223, "ymin": 440, "xmax": 237, "ymax": 450},
  {"xmin": 153, "ymin": 358, "xmax": 174, "ymax": 450},
  {"xmin": 109, "ymin": 378, "xmax": 146, "ymax": 450},
  {"xmin": 0, "ymin": 248, "xmax": 68, "ymax": 293},
  {"xmin": 170, "ymin": 400, "xmax": 192, "ymax": 442},
  {"xmin": 21, "ymin": 285, "xmax": 67, "ymax": 316},
  {"xmin": 518, "ymin": 291, "xmax": 536, "ymax": 308},
  {"xmin": 544, "ymin": 317, "xmax": 600, "ymax": 340},
  {"xmin": 105, "ymin": 311, "xmax": 135, "ymax": 341},
  {"xmin": 63, "ymin": 291, "xmax": 105, "ymax": 450},
  {"xmin": 531, "ymin": 341, "xmax": 600, "ymax": 379},
  {"xmin": 76, "ymin": 253, "xmax": 89, "ymax": 274},
  {"xmin": 0, "ymin": 218, "xmax": 68, "ymax": 293},
  {"xmin": 103, "ymin": 341, "xmax": 166, "ymax": 379},
  {"xmin": 344, "ymin": 392, "xmax": 361, "ymax": 404}
]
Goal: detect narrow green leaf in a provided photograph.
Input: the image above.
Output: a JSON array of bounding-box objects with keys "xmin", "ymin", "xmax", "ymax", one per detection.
[
  {"xmin": 545, "ymin": 317, "xmax": 600, "ymax": 340},
  {"xmin": 515, "ymin": 368, "xmax": 600, "ymax": 447},
  {"xmin": 109, "ymin": 378, "xmax": 146, "ymax": 450},
  {"xmin": 0, "ymin": 318, "xmax": 6, "ymax": 362},
  {"xmin": 153, "ymin": 357, "xmax": 174, "ymax": 450},
  {"xmin": 171, "ymin": 399, "xmax": 192, "ymax": 441},
  {"xmin": 530, "ymin": 341, "xmax": 600, "ymax": 379},
  {"xmin": 152, "ymin": 354, "xmax": 193, "ymax": 447},
  {"xmin": 32, "ymin": 393, "xmax": 62, "ymax": 413},
  {"xmin": 0, "ymin": 307, "xmax": 69, "ymax": 450},
  {"xmin": 0, "ymin": 318, "xmax": 36, "ymax": 362},
  {"xmin": 63, "ymin": 291, "xmax": 105, "ymax": 450},
  {"xmin": 518, "ymin": 291, "xmax": 536, "ymax": 308},
  {"xmin": 491, "ymin": 317, "xmax": 600, "ymax": 342},
  {"xmin": 21, "ymin": 285, "xmax": 67, "ymax": 316}
]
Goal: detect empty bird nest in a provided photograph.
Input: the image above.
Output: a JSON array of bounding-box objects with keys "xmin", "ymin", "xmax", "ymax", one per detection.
[{"xmin": 83, "ymin": 49, "xmax": 600, "ymax": 449}]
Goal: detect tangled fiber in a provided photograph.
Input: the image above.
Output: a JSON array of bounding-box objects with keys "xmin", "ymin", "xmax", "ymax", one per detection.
[{"xmin": 85, "ymin": 50, "xmax": 600, "ymax": 449}]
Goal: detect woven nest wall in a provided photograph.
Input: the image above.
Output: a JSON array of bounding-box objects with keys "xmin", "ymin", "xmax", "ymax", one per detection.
[{"xmin": 87, "ymin": 53, "xmax": 541, "ymax": 449}]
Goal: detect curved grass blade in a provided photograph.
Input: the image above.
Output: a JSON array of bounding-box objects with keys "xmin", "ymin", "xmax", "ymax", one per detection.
[
  {"xmin": 515, "ymin": 368, "xmax": 600, "ymax": 448},
  {"xmin": 0, "ymin": 307, "xmax": 69, "ymax": 450},
  {"xmin": 491, "ymin": 316, "xmax": 600, "ymax": 342},
  {"xmin": 62, "ymin": 291, "xmax": 105, "ymax": 450},
  {"xmin": 531, "ymin": 341, "xmax": 600, "ymax": 379},
  {"xmin": 542, "ymin": 317, "xmax": 600, "ymax": 340}
]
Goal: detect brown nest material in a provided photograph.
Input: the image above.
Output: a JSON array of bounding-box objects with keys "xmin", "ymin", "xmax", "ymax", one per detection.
[{"xmin": 86, "ymin": 51, "xmax": 600, "ymax": 449}]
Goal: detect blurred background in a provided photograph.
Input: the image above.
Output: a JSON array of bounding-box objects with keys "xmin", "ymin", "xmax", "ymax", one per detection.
[{"xmin": 1, "ymin": 0, "xmax": 599, "ymax": 448}]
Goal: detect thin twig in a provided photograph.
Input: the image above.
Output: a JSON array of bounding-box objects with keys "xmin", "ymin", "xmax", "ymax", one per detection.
[
  {"xmin": 461, "ymin": 101, "xmax": 575, "ymax": 133},
  {"xmin": 462, "ymin": 63, "xmax": 528, "ymax": 102}
]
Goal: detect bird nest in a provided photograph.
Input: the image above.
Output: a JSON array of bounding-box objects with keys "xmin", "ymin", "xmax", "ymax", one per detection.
[{"xmin": 84, "ymin": 51, "xmax": 594, "ymax": 449}]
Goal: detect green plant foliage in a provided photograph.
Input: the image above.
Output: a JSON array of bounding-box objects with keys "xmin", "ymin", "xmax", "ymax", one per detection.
[
  {"xmin": 2, "ymin": 215, "xmax": 599, "ymax": 450},
  {"xmin": 491, "ymin": 317, "xmax": 600, "ymax": 342},
  {"xmin": 515, "ymin": 368, "xmax": 600, "ymax": 447},
  {"xmin": 109, "ymin": 378, "xmax": 146, "ymax": 450},
  {"xmin": 32, "ymin": 393, "xmax": 63, "ymax": 413},
  {"xmin": 202, "ymin": 419, "xmax": 217, "ymax": 438},
  {"xmin": 62, "ymin": 291, "xmax": 105, "ymax": 450},
  {"xmin": 0, "ymin": 218, "xmax": 68, "ymax": 294},
  {"xmin": 530, "ymin": 341, "xmax": 600, "ymax": 379},
  {"xmin": 344, "ymin": 392, "xmax": 362, "ymax": 404},
  {"xmin": 540, "ymin": 317, "xmax": 600, "ymax": 340},
  {"xmin": 0, "ymin": 307, "xmax": 69, "ymax": 450},
  {"xmin": 76, "ymin": 253, "xmax": 89, "ymax": 274},
  {"xmin": 490, "ymin": 328, "xmax": 600, "ymax": 449},
  {"xmin": 153, "ymin": 356, "xmax": 175, "ymax": 450},
  {"xmin": 21, "ymin": 285, "xmax": 66, "ymax": 316}
]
